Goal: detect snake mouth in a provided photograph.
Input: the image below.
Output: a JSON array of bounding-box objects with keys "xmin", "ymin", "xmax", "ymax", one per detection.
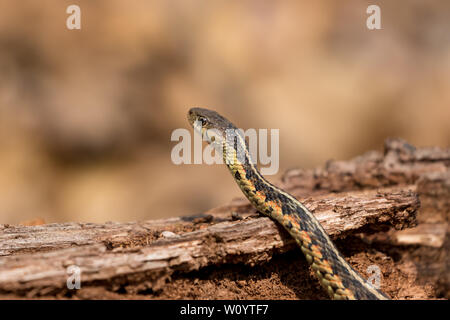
[
  {"xmin": 191, "ymin": 120, "xmax": 209, "ymax": 142},
  {"xmin": 188, "ymin": 108, "xmax": 218, "ymax": 144},
  {"xmin": 192, "ymin": 120, "xmax": 203, "ymax": 134},
  {"xmin": 189, "ymin": 118, "xmax": 222, "ymax": 148}
]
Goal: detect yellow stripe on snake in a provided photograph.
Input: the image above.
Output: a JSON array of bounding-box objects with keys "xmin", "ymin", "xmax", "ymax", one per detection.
[{"xmin": 187, "ymin": 107, "xmax": 389, "ymax": 300}]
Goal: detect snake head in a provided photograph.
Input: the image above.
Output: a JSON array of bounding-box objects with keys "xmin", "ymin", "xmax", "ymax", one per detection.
[
  {"xmin": 188, "ymin": 107, "xmax": 238, "ymax": 130},
  {"xmin": 187, "ymin": 107, "xmax": 250, "ymax": 164},
  {"xmin": 187, "ymin": 107, "xmax": 236, "ymax": 146},
  {"xmin": 187, "ymin": 108, "xmax": 209, "ymax": 135}
]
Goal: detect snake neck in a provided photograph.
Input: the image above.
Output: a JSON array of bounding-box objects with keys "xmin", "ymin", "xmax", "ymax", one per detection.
[{"xmin": 221, "ymin": 139, "xmax": 388, "ymax": 300}]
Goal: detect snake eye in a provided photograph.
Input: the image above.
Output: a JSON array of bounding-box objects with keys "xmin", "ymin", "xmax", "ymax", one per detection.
[{"xmin": 198, "ymin": 116, "xmax": 207, "ymax": 126}]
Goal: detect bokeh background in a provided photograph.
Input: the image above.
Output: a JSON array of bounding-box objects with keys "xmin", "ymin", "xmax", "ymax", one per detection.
[{"xmin": 0, "ymin": 1, "xmax": 449, "ymax": 224}]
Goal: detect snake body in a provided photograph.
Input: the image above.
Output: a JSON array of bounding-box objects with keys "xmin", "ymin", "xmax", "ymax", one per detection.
[{"xmin": 187, "ymin": 107, "xmax": 388, "ymax": 300}]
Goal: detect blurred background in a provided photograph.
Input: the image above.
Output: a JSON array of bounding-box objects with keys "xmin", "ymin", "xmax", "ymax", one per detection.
[{"xmin": 0, "ymin": 1, "xmax": 449, "ymax": 224}]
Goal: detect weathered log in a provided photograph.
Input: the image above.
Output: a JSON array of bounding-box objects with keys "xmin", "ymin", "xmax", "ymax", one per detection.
[
  {"xmin": 282, "ymin": 138, "xmax": 450, "ymax": 195},
  {"xmin": 0, "ymin": 187, "xmax": 418, "ymax": 296},
  {"xmin": 0, "ymin": 138, "xmax": 448, "ymax": 299}
]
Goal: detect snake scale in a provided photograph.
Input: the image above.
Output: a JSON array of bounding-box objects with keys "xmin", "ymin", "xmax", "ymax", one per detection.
[{"xmin": 187, "ymin": 107, "xmax": 389, "ymax": 300}]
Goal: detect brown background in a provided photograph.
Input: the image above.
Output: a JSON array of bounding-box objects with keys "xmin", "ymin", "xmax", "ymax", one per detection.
[{"xmin": 0, "ymin": 1, "xmax": 449, "ymax": 224}]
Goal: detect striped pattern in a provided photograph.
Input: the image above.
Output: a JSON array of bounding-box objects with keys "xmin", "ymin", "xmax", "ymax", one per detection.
[{"xmin": 188, "ymin": 107, "xmax": 389, "ymax": 300}]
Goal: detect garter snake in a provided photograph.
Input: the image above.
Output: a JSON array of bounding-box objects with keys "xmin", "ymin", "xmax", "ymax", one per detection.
[{"xmin": 187, "ymin": 107, "xmax": 389, "ymax": 300}]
